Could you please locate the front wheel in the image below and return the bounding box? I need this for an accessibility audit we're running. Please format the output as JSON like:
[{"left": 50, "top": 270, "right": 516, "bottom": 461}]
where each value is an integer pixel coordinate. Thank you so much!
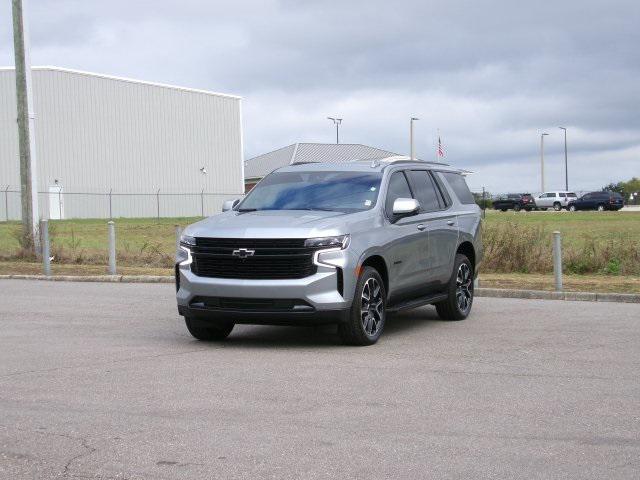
[
  {"left": 185, "top": 317, "right": 234, "bottom": 341},
  {"left": 597, "top": 204, "right": 605, "bottom": 211},
  {"left": 553, "top": 202, "right": 562, "bottom": 211},
  {"left": 514, "top": 204, "right": 521, "bottom": 212},
  {"left": 339, "top": 266, "right": 386, "bottom": 346},
  {"left": 569, "top": 205, "right": 576, "bottom": 212},
  {"left": 435, "top": 254, "right": 474, "bottom": 321}
]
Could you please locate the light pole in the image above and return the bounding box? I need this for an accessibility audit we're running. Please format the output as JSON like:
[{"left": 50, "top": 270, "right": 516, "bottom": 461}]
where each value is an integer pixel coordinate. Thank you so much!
[
  {"left": 410, "top": 117, "right": 419, "bottom": 160},
  {"left": 559, "top": 127, "right": 568, "bottom": 190},
  {"left": 540, "top": 133, "right": 549, "bottom": 192},
  {"left": 327, "top": 117, "right": 342, "bottom": 144}
]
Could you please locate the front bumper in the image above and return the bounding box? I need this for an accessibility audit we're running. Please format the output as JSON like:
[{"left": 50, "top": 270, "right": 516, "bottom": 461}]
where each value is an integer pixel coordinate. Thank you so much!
[{"left": 176, "top": 250, "right": 353, "bottom": 325}]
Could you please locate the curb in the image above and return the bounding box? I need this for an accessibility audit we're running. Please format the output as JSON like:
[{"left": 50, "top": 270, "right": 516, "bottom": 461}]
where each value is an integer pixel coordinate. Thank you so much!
[
  {"left": 476, "top": 288, "right": 640, "bottom": 304},
  {"left": 1, "top": 275, "right": 639, "bottom": 304},
  {"left": 0, "top": 274, "right": 174, "bottom": 284}
]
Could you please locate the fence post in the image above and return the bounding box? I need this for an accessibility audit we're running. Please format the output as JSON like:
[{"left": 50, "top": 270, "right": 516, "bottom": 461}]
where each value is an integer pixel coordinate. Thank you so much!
[
  {"left": 108, "top": 220, "right": 116, "bottom": 275},
  {"left": 175, "top": 225, "right": 182, "bottom": 261},
  {"left": 41, "top": 219, "right": 51, "bottom": 276},
  {"left": 553, "top": 231, "right": 562, "bottom": 291},
  {"left": 4, "top": 185, "right": 9, "bottom": 222},
  {"left": 156, "top": 189, "right": 160, "bottom": 219},
  {"left": 109, "top": 188, "right": 113, "bottom": 219}
]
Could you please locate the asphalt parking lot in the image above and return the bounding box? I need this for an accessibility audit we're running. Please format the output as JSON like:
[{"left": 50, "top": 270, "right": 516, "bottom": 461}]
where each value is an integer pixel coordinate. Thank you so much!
[{"left": 1, "top": 280, "right": 639, "bottom": 479}]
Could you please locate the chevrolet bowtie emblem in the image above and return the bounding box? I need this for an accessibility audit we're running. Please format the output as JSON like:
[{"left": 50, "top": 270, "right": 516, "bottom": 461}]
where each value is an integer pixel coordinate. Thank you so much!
[{"left": 232, "top": 248, "right": 255, "bottom": 259}]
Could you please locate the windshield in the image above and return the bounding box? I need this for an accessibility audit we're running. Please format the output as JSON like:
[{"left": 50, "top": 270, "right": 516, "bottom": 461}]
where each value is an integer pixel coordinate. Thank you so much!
[{"left": 238, "top": 171, "right": 383, "bottom": 212}]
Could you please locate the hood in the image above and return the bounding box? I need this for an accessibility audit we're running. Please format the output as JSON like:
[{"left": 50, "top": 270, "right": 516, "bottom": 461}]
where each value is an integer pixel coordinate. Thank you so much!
[{"left": 183, "top": 209, "right": 373, "bottom": 239}]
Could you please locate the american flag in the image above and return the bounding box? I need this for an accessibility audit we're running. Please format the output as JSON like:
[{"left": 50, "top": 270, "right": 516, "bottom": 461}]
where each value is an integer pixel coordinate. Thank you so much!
[{"left": 437, "top": 136, "right": 445, "bottom": 157}]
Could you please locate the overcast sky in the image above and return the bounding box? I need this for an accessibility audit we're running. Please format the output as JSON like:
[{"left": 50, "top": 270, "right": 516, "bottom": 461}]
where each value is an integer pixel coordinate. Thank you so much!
[{"left": 1, "top": 0, "right": 639, "bottom": 193}]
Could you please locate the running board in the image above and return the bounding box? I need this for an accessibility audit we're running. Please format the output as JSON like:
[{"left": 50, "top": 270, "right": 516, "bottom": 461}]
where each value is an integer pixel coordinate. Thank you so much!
[{"left": 387, "top": 293, "right": 448, "bottom": 313}]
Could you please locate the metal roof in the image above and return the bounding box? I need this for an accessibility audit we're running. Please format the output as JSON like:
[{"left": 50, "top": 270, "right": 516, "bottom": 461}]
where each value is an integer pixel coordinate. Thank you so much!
[
  {"left": 244, "top": 143, "right": 398, "bottom": 180},
  {"left": 0, "top": 66, "right": 241, "bottom": 99}
]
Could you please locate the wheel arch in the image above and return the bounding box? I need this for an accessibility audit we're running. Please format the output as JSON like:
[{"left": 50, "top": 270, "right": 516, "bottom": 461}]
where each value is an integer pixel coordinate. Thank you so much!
[
  {"left": 360, "top": 254, "right": 389, "bottom": 296},
  {"left": 456, "top": 241, "right": 476, "bottom": 271}
]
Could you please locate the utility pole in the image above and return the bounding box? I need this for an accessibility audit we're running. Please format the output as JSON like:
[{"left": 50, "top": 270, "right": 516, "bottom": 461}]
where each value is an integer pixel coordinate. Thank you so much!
[
  {"left": 12, "top": 0, "right": 40, "bottom": 253},
  {"left": 410, "top": 117, "right": 419, "bottom": 160},
  {"left": 327, "top": 117, "right": 342, "bottom": 144},
  {"left": 540, "top": 133, "right": 549, "bottom": 193},
  {"left": 559, "top": 127, "right": 568, "bottom": 190}
]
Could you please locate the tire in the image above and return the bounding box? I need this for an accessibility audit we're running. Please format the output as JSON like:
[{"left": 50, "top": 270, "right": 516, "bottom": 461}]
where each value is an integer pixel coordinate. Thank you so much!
[
  {"left": 435, "top": 254, "right": 474, "bottom": 321},
  {"left": 569, "top": 205, "right": 576, "bottom": 212},
  {"left": 501, "top": 208, "right": 507, "bottom": 212},
  {"left": 338, "top": 266, "right": 386, "bottom": 346},
  {"left": 597, "top": 204, "right": 605, "bottom": 211},
  {"left": 185, "top": 317, "right": 234, "bottom": 341},
  {"left": 514, "top": 204, "right": 521, "bottom": 212},
  {"left": 553, "top": 202, "right": 561, "bottom": 211}
]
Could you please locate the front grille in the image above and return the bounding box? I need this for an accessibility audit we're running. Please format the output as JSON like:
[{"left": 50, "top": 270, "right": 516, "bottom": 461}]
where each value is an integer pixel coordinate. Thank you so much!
[{"left": 190, "top": 238, "right": 317, "bottom": 280}]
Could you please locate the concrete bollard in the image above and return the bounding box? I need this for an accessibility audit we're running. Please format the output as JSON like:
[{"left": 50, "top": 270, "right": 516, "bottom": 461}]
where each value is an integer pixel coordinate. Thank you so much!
[
  {"left": 108, "top": 221, "right": 116, "bottom": 275},
  {"left": 175, "top": 225, "right": 182, "bottom": 261},
  {"left": 40, "top": 219, "right": 51, "bottom": 276},
  {"left": 553, "top": 231, "right": 563, "bottom": 291}
]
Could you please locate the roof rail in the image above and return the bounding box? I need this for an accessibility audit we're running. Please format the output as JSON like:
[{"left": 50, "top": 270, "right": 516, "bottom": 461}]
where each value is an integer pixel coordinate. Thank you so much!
[{"left": 370, "top": 155, "right": 450, "bottom": 168}]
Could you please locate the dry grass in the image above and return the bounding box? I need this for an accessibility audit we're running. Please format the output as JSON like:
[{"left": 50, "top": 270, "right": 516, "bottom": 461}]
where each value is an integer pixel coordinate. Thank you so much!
[
  {"left": 482, "top": 221, "right": 640, "bottom": 275},
  {"left": 1, "top": 212, "right": 639, "bottom": 279}
]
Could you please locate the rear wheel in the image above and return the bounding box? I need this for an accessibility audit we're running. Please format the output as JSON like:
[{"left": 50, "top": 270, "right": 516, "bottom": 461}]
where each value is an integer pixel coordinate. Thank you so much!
[
  {"left": 553, "top": 202, "right": 562, "bottom": 211},
  {"left": 339, "top": 266, "right": 386, "bottom": 346},
  {"left": 185, "top": 317, "right": 234, "bottom": 341},
  {"left": 569, "top": 204, "right": 576, "bottom": 212},
  {"left": 435, "top": 254, "right": 474, "bottom": 321}
]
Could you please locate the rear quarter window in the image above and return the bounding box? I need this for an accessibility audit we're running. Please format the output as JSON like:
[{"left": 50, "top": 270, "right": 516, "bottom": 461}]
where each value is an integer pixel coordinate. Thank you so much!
[{"left": 441, "top": 172, "right": 475, "bottom": 204}]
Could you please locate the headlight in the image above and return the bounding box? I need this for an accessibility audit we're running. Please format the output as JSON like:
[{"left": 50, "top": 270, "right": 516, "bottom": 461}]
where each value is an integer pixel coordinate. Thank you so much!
[
  {"left": 305, "top": 234, "right": 350, "bottom": 249},
  {"left": 180, "top": 234, "right": 196, "bottom": 247}
]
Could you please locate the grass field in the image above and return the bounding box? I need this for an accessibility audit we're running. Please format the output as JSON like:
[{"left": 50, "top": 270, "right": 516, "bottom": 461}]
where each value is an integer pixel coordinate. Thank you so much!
[{"left": 0, "top": 210, "right": 639, "bottom": 278}]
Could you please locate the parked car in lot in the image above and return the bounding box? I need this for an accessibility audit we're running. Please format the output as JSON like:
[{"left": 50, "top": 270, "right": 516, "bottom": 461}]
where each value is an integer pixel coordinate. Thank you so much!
[
  {"left": 176, "top": 157, "right": 483, "bottom": 346},
  {"left": 534, "top": 191, "right": 578, "bottom": 211},
  {"left": 568, "top": 191, "right": 624, "bottom": 211},
  {"left": 492, "top": 193, "right": 535, "bottom": 211}
]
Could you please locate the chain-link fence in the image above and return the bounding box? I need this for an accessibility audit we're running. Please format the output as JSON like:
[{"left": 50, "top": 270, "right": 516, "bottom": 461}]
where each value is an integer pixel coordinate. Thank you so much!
[{"left": 1, "top": 187, "right": 243, "bottom": 221}]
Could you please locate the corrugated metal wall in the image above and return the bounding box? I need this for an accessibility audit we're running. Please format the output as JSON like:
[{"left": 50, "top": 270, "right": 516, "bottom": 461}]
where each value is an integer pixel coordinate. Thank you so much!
[{"left": 0, "top": 67, "right": 244, "bottom": 219}]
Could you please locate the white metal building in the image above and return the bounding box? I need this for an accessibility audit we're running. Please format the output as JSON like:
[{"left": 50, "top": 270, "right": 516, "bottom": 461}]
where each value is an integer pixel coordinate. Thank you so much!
[{"left": 0, "top": 66, "right": 244, "bottom": 219}]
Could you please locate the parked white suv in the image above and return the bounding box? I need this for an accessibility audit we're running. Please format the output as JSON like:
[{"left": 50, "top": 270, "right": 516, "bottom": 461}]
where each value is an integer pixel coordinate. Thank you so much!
[{"left": 534, "top": 191, "right": 578, "bottom": 211}]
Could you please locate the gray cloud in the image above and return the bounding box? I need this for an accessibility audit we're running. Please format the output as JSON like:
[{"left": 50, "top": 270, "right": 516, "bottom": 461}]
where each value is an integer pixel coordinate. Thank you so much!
[{"left": 1, "top": 0, "right": 638, "bottom": 192}]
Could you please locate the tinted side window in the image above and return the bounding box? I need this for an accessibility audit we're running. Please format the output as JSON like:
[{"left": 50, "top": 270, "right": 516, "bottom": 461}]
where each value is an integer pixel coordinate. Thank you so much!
[
  {"left": 442, "top": 172, "right": 475, "bottom": 204},
  {"left": 406, "top": 170, "right": 441, "bottom": 211},
  {"left": 559, "top": 193, "right": 566, "bottom": 198},
  {"left": 385, "top": 171, "right": 413, "bottom": 217}
]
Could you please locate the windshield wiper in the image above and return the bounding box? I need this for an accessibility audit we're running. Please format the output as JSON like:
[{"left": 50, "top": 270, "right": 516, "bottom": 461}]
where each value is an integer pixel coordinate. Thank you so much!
[
  {"left": 298, "top": 207, "right": 338, "bottom": 212},
  {"left": 237, "top": 208, "right": 258, "bottom": 212}
]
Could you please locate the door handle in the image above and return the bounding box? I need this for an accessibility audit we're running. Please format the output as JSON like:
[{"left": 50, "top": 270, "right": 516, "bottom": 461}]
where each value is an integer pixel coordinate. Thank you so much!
[
  {"left": 447, "top": 221, "right": 455, "bottom": 226},
  {"left": 417, "top": 224, "right": 426, "bottom": 231}
]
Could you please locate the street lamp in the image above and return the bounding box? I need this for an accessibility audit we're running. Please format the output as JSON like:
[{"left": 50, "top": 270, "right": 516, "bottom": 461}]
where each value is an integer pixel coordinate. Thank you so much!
[
  {"left": 559, "top": 127, "right": 568, "bottom": 190},
  {"left": 540, "top": 133, "right": 549, "bottom": 192},
  {"left": 327, "top": 117, "right": 342, "bottom": 144},
  {"left": 410, "top": 117, "right": 419, "bottom": 160}
]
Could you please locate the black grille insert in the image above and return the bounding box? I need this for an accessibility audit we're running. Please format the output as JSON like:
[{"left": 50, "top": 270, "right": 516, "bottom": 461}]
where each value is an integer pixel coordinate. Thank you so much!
[
  {"left": 190, "top": 238, "right": 318, "bottom": 280},
  {"left": 190, "top": 296, "right": 314, "bottom": 312}
]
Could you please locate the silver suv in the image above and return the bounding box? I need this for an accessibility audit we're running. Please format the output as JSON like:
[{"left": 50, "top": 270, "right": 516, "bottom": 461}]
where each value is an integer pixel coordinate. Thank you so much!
[{"left": 176, "top": 157, "right": 483, "bottom": 345}]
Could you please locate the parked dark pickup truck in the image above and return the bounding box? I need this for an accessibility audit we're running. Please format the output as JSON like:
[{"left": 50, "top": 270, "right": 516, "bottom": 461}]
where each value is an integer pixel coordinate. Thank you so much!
[{"left": 492, "top": 193, "right": 535, "bottom": 211}]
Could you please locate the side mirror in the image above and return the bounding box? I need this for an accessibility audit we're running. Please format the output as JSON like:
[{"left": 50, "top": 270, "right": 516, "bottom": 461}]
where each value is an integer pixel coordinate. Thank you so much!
[
  {"left": 392, "top": 198, "right": 420, "bottom": 217},
  {"left": 222, "top": 198, "right": 240, "bottom": 212}
]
